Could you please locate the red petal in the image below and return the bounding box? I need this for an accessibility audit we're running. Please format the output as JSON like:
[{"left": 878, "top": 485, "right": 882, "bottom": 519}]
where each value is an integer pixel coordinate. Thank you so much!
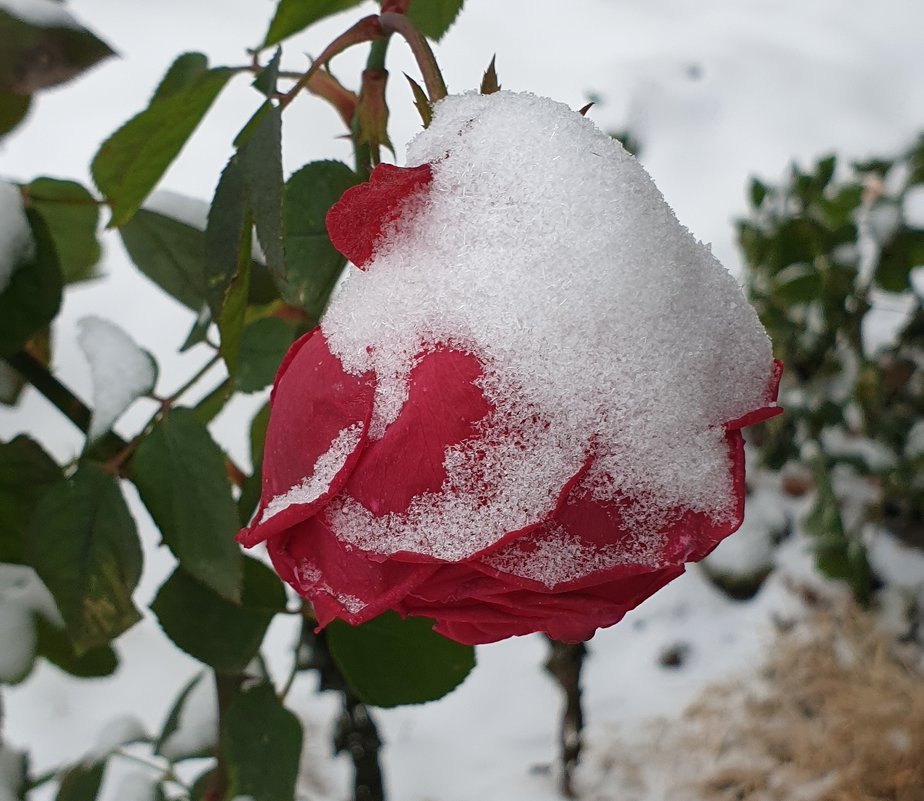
[
  {"left": 326, "top": 162, "right": 433, "bottom": 269},
  {"left": 268, "top": 515, "right": 438, "bottom": 626},
  {"left": 345, "top": 346, "right": 492, "bottom": 516},
  {"left": 237, "top": 329, "right": 375, "bottom": 547},
  {"left": 398, "top": 561, "right": 683, "bottom": 645}
]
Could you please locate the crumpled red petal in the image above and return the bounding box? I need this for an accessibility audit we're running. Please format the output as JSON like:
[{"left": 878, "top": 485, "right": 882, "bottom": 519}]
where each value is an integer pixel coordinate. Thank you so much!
[
  {"left": 267, "top": 514, "right": 439, "bottom": 627},
  {"left": 326, "top": 162, "right": 433, "bottom": 268},
  {"left": 237, "top": 329, "right": 375, "bottom": 547},
  {"left": 345, "top": 346, "right": 492, "bottom": 516}
]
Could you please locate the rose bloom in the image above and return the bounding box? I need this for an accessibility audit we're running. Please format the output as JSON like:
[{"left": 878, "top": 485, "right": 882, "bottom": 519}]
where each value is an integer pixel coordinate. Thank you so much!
[{"left": 238, "top": 92, "right": 782, "bottom": 646}]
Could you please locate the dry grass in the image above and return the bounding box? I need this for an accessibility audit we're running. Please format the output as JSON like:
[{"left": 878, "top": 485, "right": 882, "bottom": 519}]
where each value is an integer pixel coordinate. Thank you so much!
[
  {"left": 688, "top": 605, "right": 924, "bottom": 801},
  {"left": 581, "top": 600, "right": 924, "bottom": 801}
]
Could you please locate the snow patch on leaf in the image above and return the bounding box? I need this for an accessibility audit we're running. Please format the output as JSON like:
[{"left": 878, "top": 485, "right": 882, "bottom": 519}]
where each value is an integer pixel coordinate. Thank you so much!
[
  {"left": 0, "top": 181, "right": 34, "bottom": 296},
  {"left": 0, "top": 0, "right": 80, "bottom": 29},
  {"left": 158, "top": 673, "right": 218, "bottom": 761},
  {"left": 77, "top": 316, "right": 157, "bottom": 441}
]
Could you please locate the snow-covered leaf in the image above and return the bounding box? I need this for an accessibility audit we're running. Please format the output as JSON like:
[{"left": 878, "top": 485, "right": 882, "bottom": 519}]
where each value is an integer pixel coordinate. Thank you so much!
[
  {"left": 0, "top": 1, "right": 114, "bottom": 94},
  {"left": 156, "top": 672, "right": 217, "bottom": 761},
  {"left": 77, "top": 316, "right": 157, "bottom": 442}
]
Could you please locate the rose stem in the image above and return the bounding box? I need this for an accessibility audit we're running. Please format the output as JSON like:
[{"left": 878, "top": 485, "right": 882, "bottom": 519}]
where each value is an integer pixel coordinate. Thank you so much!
[
  {"left": 300, "top": 619, "right": 386, "bottom": 801},
  {"left": 545, "top": 639, "right": 588, "bottom": 798},
  {"left": 378, "top": 12, "right": 447, "bottom": 102}
]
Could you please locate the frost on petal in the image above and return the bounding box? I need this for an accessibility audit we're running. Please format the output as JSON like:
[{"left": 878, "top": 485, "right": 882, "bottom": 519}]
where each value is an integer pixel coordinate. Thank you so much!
[
  {"left": 77, "top": 317, "right": 157, "bottom": 441},
  {"left": 0, "top": 181, "right": 34, "bottom": 296},
  {"left": 320, "top": 91, "right": 778, "bottom": 571},
  {"left": 268, "top": 515, "right": 438, "bottom": 626},
  {"left": 238, "top": 329, "right": 375, "bottom": 547}
]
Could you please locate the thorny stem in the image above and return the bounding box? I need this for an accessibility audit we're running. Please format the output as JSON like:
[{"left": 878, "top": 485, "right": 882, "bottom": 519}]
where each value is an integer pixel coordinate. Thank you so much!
[
  {"left": 278, "top": 15, "right": 385, "bottom": 111},
  {"left": 545, "top": 639, "right": 588, "bottom": 799},
  {"left": 379, "top": 12, "right": 447, "bottom": 102}
]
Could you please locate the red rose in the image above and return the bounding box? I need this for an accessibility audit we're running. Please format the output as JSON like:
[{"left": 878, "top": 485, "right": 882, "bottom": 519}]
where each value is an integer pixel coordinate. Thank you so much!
[{"left": 238, "top": 92, "right": 782, "bottom": 645}]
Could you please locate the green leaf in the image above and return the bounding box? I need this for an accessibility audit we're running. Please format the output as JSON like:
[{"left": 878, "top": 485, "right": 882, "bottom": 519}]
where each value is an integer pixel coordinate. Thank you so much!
[
  {"left": 0, "top": 209, "right": 63, "bottom": 357},
  {"left": 26, "top": 178, "right": 101, "bottom": 284},
  {"left": 180, "top": 306, "right": 212, "bottom": 352},
  {"left": 0, "top": 435, "right": 61, "bottom": 564},
  {"left": 206, "top": 158, "right": 253, "bottom": 376},
  {"left": 236, "top": 317, "right": 294, "bottom": 393},
  {"left": 0, "top": 10, "right": 114, "bottom": 94},
  {"left": 749, "top": 177, "right": 767, "bottom": 209},
  {"left": 192, "top": 378, "right": 234, "bottom": 425},
  {"left": 119, "top": 209, "right": 275, "bottom": 314},
  {"left": 132, "top": 408, "right": 242, "bottom": 601},
  {"left": 55, "top": 761, "right": 105, "bottom": 801},
  {"left": 92, "top": 66, "right": 236, "bottom": 227},
  {"left": 35, "top": 617, "right": 118, "bottom": 678},
  {"left": 262, "top": 0, "right": 365, "bottom": 48},
  {"left": 805, "top": 459, "right": 873, "bottom": 605},
  {"left": 327, "top": 612, "right": 475, "bottom": 707},
  {"left": 237, "top": 402, "right": 271, "bottom": 524},
  {"left": 238, "top": 104, "right": 285, "bottom": 275},
  {"left": 151, "top": 53, "right": 210, "bottom": 105},
  {"left": 224, "top": 683, "right": 302, "bottom": 801},
  {"left": 280, "top": 160, "right": 359, "bottom": 321},
  {"left": 154, "top": 673, "right": 211, "bottom": 759},
  {"left": 771, "top": 262, "right": 822, "bottom": 304},
  {"left": 119, "top": 210, "right": 209, "bottom": 311},
  {"left": 29, "top": 464, "right": 142, "bottom": 653},
  {"left": 0, "top": 89, "right": 31, "bottom": 139},
  {"left": 407, "top": 0, "right": 465, "bottom": 40},
  {"left": 875, "top": 228, "right": 924, "bottom": 293},
  {"left": 150, "top": 557, "right": 286, "bottom": 673},
  {"left": 252, "top": 49, "right": 282, "bottom": 98}
]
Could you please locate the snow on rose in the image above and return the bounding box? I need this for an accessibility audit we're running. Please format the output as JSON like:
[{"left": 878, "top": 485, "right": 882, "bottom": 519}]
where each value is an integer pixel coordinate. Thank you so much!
[{"left": 237, "top": 91, "right": 782, "bottom": 645}]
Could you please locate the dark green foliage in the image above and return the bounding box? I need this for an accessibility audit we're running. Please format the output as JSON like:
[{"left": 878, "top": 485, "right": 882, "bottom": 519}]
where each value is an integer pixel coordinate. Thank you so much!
[
  {"left": 132, "top": 408, "right": 243, "bottom": 601},
  {"left": 29, "top": 464, "right": 143, "bottom": 653},
  {"left": 327, "top": 612, "right": 476, "bottom": 707},
  {"left": 151, "top": 557, "right": 286, "bottom": 673},
  {"left": 741, "top": 138, "right": 924, "bottom": 599},
  {"left": 407, "top": 0, "right": 465, "bottom": 40},
  {"left": 0, "top": 210, "right": 62, "bottom": 357},
  {"left": 26, "top": 178, "right": 101, "bottom": 284},
  {"left": 281, "top": 160, "right": 359, "bottom": 322},
  {"left": 0, "top": 435, "right": 61, "bottom": 564},
  {"left": 224, "top": 683, "right": 303, "bottom": 801}
]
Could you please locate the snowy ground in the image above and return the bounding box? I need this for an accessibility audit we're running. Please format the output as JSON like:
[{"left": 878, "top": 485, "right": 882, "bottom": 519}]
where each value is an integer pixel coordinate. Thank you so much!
[{"left": 2, "top": 1, "right": 924, "bottom": 800}]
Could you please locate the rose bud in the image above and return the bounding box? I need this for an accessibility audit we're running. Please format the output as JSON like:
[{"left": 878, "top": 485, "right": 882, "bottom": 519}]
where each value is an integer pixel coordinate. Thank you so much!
[{"left": 237, "top": 91, "right": 782, "bottom": 645}]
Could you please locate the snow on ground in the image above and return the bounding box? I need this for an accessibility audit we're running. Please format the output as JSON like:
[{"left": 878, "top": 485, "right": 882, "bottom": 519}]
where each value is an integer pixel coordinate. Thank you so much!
[{"left": 2, "top": 1, "right": 924, "bottom": 800}]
